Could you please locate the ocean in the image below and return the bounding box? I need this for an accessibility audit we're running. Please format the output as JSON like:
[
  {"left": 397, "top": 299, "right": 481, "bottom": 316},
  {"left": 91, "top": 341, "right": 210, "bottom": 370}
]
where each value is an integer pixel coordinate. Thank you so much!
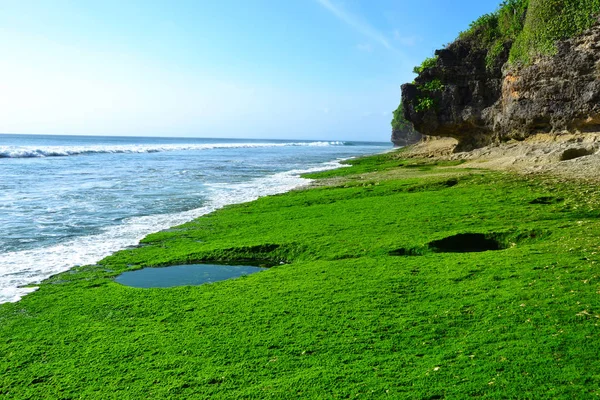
[{"left": 0, "top": 134, "right": 389, "bottom": 303}]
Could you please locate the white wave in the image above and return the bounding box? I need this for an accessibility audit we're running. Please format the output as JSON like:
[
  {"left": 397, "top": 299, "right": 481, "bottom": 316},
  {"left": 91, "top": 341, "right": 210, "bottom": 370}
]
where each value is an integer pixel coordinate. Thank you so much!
[
  {"left": 0, "top": 159, "right": 346, "bottom": 303},
  {"left": 0, "top": 141, "right": 345, "bottom": 158}
]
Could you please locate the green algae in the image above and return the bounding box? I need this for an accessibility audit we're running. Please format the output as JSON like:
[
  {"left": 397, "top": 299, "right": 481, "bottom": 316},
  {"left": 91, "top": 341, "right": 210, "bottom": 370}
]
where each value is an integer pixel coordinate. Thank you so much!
[{"left": 1, "top": 151, "right": 600, "bottom": 398}]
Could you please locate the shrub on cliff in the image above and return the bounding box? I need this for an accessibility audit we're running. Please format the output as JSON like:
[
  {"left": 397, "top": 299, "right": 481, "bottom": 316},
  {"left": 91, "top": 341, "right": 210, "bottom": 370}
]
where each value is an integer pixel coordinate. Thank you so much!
[
  {"left": 413, "top": 56, "right": 438, "bottom": 74},
  {"left": 391, "top": 103, "right": 416, "bottom": 133},
  {"left": 457, "top": 0, "right": 528, "bottom": 68}
]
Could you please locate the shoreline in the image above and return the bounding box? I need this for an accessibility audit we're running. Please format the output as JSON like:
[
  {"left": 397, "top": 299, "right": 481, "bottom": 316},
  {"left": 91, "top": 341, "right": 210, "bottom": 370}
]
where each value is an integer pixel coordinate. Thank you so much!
[{"left": 1, "top": 156, "right": 360, "bottom": 304}]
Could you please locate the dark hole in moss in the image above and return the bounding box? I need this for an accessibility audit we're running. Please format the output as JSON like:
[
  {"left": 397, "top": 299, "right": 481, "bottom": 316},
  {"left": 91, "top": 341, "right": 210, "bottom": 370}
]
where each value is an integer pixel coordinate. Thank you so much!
[
  {"left": 429, "top": 233, "right": 505, "bottom": 253},
  {"left": 529, "top": 196, "right": 563, "bottom": 205},
  {"left": 444, "top": 178, "right": 459, "bottom": 187},
  {"left": 390, "top": 230, "right": 545, "bottom": 257},
  {"left": 388, "top": 247, "right": 424, "bottom": 256},
  {"left": 406, "top": 178, "right": 460, "bottom": 193},
  {"left": 560, "top": 148, "right": 594, "bottom": 161}
]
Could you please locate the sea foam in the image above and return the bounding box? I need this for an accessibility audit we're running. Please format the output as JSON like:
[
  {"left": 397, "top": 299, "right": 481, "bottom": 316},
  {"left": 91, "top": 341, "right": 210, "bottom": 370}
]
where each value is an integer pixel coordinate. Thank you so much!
[{"left": 0, "top": 141, "right": 345, "bottom": 158}]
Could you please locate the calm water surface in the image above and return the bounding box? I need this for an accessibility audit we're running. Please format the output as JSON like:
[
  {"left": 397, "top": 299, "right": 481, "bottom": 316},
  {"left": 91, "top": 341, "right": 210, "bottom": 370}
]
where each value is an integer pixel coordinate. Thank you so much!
[{"left": 115, "top": 264, "right": 267, "bottom": 288}]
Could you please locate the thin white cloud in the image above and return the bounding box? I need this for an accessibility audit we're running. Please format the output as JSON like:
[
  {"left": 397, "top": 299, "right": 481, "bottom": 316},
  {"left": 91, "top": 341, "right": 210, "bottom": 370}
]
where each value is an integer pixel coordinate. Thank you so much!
[
  {"left": 393, "top": 30, "right": 420, "bottom": 47},
  {"left": 316, "top": 0, "right": 394, "bottom": 51}
]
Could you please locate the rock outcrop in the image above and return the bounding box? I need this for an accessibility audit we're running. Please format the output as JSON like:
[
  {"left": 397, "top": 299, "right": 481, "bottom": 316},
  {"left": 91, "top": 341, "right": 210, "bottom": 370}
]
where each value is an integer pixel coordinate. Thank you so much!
[
  {"left": 402, "top": 21, "right": 600, "bottom": 151},
  {"left": 391, "top": 128, "right": 422, "bottom": 147}
]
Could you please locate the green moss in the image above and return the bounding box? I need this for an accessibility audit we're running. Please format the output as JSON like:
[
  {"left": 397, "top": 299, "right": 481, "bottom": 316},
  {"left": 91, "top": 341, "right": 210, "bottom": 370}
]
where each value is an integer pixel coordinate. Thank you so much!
[
  {"left": 2, "top": 152, "right": 600, "bottom": 397},
  {"left": 303, "top": 153, "right": 464, "bottom": 179}
]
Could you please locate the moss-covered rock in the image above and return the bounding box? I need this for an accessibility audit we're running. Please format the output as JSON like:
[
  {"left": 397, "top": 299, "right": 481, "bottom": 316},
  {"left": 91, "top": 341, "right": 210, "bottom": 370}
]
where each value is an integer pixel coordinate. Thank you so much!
[{"left": 401, "top": 0, "right": 600, "bottom": 150}]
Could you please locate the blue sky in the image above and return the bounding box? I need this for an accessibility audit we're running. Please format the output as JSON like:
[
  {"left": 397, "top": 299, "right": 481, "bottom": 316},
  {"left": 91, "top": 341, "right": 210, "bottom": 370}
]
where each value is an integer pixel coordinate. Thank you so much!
[{"left": 0, "top": 0, "right": 501, "bottom": 141}]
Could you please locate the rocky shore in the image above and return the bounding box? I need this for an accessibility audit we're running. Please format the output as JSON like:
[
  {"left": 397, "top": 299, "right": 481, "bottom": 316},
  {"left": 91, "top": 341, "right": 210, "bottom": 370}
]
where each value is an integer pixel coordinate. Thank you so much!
[{"left": 402, "top": 132, "right": 600, "bottom": 181}]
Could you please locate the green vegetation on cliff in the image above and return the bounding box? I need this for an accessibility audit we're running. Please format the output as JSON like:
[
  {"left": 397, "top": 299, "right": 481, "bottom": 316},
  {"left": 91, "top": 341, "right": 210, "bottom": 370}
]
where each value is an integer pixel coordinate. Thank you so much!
[
  {"left": 459, "top": 0, "right": 529, "bottom": 68},
  {"left": 412, "top": 55, "right": 439, "bottom": 74},
  {"left": 416, "top": 0, "right": 600, "bottom": 71},
  {"left": 2, "top": 152, "right": 600, "bottom": 398},
  {"left": 510, "top": 0, "right": 600, "bottom": 63},
  {"left": 391, "top": 102, "right": 414, "bottom": 132}
]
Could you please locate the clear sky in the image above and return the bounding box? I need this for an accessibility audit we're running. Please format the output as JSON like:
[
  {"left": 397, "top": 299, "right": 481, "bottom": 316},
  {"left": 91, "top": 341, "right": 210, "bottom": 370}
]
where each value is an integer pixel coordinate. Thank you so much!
[{"left": 0, "top": 0, "right": 501, "bottom": 141}]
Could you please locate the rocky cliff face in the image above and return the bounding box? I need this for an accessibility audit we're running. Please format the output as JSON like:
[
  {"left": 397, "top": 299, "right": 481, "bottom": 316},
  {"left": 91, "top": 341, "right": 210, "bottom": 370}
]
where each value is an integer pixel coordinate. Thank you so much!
[
  {"left": 402, "top": 21, "right": 600, "bottom": 151},
  {"left": 391, "top": 128, "right": 422, "bottom": 147}
]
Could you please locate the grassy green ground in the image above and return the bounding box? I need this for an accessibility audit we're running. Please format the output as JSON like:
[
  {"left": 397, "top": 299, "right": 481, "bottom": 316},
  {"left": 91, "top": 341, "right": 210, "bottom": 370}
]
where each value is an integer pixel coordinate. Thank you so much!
[{"left": 2, "top": 151, "right": 600, "bottom": 398}]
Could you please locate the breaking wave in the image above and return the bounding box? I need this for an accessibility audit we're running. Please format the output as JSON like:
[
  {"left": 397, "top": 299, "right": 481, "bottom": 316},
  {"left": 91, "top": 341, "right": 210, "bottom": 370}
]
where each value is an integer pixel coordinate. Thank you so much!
[{"left": 0, "top": 141, "right": 346, "bottom": 158}]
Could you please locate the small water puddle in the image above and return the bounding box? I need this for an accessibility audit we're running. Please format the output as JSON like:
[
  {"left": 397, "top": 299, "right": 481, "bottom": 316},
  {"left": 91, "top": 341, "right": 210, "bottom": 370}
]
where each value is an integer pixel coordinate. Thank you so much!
[{"left": 115, "top": 264, "right": 266, "bottom": 288}]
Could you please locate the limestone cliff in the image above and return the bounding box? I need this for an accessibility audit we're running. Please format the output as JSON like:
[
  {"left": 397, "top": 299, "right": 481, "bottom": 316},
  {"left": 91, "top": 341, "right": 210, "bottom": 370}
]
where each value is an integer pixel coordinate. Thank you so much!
[
  {"left": 390, "top": 102, "right": 422, "bottom": 146},
  {"left": 391, "top": 128, "right": 422, "bottom": 147},
  {"left": 402, "top": 14, "right": 600, "bottom": 151}
]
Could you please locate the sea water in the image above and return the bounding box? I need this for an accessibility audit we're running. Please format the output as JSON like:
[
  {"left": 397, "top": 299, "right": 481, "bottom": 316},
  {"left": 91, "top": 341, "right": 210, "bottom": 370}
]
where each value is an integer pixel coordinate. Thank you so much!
[{"left": 0, "top": 134, "right": 389, "bottom": 303}]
